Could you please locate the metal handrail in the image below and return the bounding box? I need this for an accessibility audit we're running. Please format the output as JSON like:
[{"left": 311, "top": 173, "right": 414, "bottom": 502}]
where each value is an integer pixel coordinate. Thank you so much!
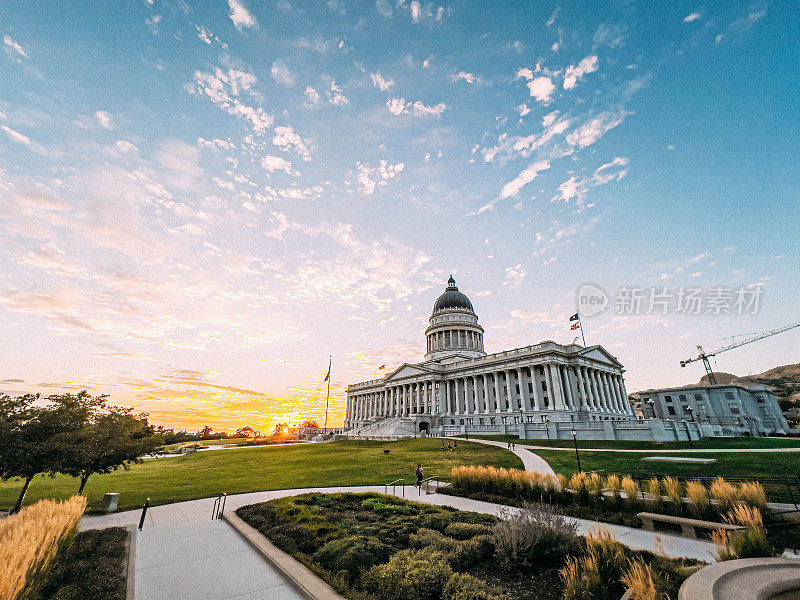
[
  {"left": 421, "top": 476, "right": 450, "bottom": 495},
  {"left": 138, "top": 498, "right": 150, "bottom": 531},
  {"left": 385, "top": 478, "right": 405, "bottom": 497},
  {"left": 212, "top": 493, "right": 227, "bottom": 520}
]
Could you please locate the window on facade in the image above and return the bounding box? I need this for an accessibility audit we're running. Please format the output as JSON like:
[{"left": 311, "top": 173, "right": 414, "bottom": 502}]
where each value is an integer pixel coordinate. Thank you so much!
[
  {"left": 729, "top": 403, "right": 740, "bottom": 414},
  {"left": 665, "top": 395, "right": 673, "bottom": 402},
  {"left": 694, "top": 394, "right": 702, "bottom": 402},
  {"left": 542, "top": 381, "right": 548, "bottom": 391},
  {"left": 682, "top": 405, "right": 690, "bottom": 413},
  {"left": 667, "top": 406, "right": 676, "bottom": 415},
  {"left": 528, "top": 383, "right": 534, "bottom": 393},
  {"left": 459, "top": 419, "right": 464, "bottom": 425},
  {"left": 725, "top": 392, "right": 734, "bottom": 400},
  {"left": 490, "top": 417, "right": 495, "bottom": 425},
  {"left": 679, "top": 394, "right": 687, "bottom": 401},
  {"left": 756, "top": 395, "right": 765, "bottom": 403},
  {"left": 479, "top": 418, "right": 484, "bottom": 425}
]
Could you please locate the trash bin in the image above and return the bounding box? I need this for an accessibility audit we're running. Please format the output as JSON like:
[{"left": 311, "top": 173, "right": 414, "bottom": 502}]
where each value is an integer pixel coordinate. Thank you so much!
[{"left": 99, "top": 493, "right": 119, "bottom": 512}]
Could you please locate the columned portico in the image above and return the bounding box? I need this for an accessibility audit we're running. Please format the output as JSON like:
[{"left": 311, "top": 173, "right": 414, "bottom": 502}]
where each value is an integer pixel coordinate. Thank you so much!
[{"left": 344, "top": 276, "right": 634, "bottom": 433}]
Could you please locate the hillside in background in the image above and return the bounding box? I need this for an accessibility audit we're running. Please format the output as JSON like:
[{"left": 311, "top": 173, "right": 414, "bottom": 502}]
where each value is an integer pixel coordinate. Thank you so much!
[
  {"left": 699, "top": 363, "right": 800, "bottom": 427},
  {"left": 699, "top": 363, "right": 800, "bottom": 404}
]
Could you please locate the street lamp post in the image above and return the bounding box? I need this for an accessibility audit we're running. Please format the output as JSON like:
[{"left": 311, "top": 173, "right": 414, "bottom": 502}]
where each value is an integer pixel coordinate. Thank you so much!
[
  {"left": 571, "top": 429, "right": 582, "bottom": 473},
  {"left": 542, "top": 415, "right": 551, "bottom": 446}
]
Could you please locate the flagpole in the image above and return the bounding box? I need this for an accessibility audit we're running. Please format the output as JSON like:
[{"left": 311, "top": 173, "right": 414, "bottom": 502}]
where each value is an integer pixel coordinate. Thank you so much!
[
  {"left": 579, "top": 317, "right": 587, "bottom": 347},
  {"left": 324, "top": 356, "right": 331, "bottom": 433}
]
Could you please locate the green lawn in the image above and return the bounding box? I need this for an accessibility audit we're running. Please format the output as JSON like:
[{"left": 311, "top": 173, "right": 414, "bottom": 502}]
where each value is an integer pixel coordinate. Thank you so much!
[
  {"left": 530, "top": 448, "right": 800, "bottom": 502},
  {"left": 0, "top": 439, "right": 521, "bottom": 513},
  {"left": 462, "top": 434, "right": 800, "bottom": 450}
]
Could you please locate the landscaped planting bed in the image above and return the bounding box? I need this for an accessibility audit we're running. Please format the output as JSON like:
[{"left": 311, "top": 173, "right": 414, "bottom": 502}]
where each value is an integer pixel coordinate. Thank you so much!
[
  {"left": 37, "top": 526, "right": 129, "bottom": 600},
  {"left": 443, "top": 465, "right": 798, "bottom": 556},
  {"left": 236, "top": 492, "right": 699, "bottom": 600}
]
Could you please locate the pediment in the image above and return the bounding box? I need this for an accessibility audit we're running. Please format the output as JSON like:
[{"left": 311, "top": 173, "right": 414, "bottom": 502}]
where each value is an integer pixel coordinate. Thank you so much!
[
  {"left": 578, "top": 346, "right": 623, "bottom": 368},
  {"left": 385, "top": 363, "right": 432, "bottom": 381}
]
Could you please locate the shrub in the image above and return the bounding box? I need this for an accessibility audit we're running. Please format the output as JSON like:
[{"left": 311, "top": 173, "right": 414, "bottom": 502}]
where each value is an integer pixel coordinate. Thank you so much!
[
  {"left": 493, "top": 502, "right": 577, "bottom": 569},
  {"left": 0, "top": 496, "right": 86, "bottom": 600},
  {"left": 362, "top": 497, "right": 418, "bottom": 515},
  {"left": 621, "top": 477, "right": 640, "bottom": 511},
  {"left": 444, "top": 522, "right": 492, "bottom": 540},
  {"left": 37, "top": 527, "right": 128, "bottom": 600},
  {"left": 738, "top": 482, "right": 767, "bottom": 512},
  {"left": 362, "top": 548, "right": 452, "bottom": 600},
  {"left": 410, "top": 528, "right": 458, "bottom": 553},
  {"left": 442, "top": 572, "right": 505, "bottom": 600},
  {"left": 710, "top": 477, "right": 740, "bottom": 513},
  {"left": 663, "top": 477, "right": 682, "bottom": 512},
  {"left": 418, "top": 512, "right": 454, "bottom": 532},
  {"left": 313, "top": 535, "right": 393, "bottom": 581},
  {"left": 685, "top": 480, "right": 710, "bottom": 518},
  {"left": 448, "top": 535, "right": 494, "bottom": 571}
]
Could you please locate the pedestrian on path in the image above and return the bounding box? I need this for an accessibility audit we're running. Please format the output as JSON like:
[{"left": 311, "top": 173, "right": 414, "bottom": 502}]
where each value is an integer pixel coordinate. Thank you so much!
[{"left": 416, "top": 464, "right": 424, "bottom": 489}]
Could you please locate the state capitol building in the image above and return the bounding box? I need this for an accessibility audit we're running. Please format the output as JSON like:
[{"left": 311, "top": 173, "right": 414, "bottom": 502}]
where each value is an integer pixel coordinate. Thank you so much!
[{"left": 344, "top": 276, "right": 635, "bottom": 438}]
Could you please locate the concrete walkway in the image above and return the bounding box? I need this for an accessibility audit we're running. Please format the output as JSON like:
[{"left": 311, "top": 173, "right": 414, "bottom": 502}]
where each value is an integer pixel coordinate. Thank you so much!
[
  {"left": 517, "top": 444, "right": 800, "bottom": 453},
  {"left": 454, "top": 436, "right": 557, "bottom": 476},
  {"left": 82, "top": 486, "right": 717, "bottom": 564}
]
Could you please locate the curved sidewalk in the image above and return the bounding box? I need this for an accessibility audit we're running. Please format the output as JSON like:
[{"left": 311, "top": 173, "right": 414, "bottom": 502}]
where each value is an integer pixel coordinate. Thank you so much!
[
  {"left": 452, "top": 436, "right": 557, "bottom": 476},
  {"left": 81, "top": 485, "right": 716, "bottom": 562}
]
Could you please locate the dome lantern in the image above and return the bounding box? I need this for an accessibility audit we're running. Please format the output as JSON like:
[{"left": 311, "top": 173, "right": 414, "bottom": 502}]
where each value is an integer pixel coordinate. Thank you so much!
[{"left": 425, "top": 276, "right": 485, "bottom": 361}]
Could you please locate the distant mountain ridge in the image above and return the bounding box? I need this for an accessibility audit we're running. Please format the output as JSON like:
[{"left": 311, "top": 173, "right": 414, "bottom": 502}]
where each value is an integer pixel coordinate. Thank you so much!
[{"left": 699, "top": 363, "right": 800, "bottom": 405}]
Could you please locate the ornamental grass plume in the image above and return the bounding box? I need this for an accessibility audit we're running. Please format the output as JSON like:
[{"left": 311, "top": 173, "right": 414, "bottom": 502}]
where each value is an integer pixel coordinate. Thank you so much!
[
  {"left": 719, "top": 506, "right": 773, "bottom": 560},
  {"left": 621, "top": 477, "right": 640, "bottom": 511},
  {"left": 711, "top": 529, "right": 737, "bottom": 562},
  {"left": 646, "top": 477, "right": 662, "bottom": 509},
  {"left": 738, "top": 481, "right": 768, "bottom": 512},
  {"left": 710, "top": 477, "right": 740, "bottom": 513},
  {"left": 621, "top": 559, "right": 659, "bottom": 600},
  {"left": 605, "top": 475, "right": 622, "bottom": 505},
  {"left": 685, "top": 480, "right": 710, "bottom": 517},
  {"left": 0, "top": 496, "right": 87, "bottom": 600},
  {"left": 662, "top": 477, "right": 682, "bottom": 512},
  {"left": 569, "top": 472, "right": 590, "bottom": 504}
]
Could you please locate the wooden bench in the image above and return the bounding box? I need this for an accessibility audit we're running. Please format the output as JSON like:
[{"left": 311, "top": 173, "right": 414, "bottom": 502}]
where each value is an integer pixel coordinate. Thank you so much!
[{"left": 637, "top": 512, "right": 744, "bottom": 540}]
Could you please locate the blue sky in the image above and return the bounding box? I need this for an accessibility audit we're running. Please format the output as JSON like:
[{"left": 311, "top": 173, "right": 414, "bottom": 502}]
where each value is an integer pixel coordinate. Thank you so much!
[{"left": 1, "top": 0, "right": 798, "bottom": 431}]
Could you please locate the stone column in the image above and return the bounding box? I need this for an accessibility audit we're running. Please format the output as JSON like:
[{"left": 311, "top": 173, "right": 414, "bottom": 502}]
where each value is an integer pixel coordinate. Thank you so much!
[
  {"left": 530, "top": 365, "right": 542, "bottom": 410},
  {"left": 562, "top": 366, "right": 575, "bottom": 410},
  {"left": 503, "top": 370, "right": 514, "bottom": 412},
  {"left": 482, "top": 374, "right": 490, "bottom": 413},
  {"left": 585, "top": 368, "right": 598, "bottom": 411},
  {"left": 517, "top": 367, "right": 530, "bottom": 411},
  {"left": 602, "top": 373, "right": 617, "bottom": 412},
  {"left": 549, "top": 363, "right": 565, "bottom": 410},
  {"left": 575, "top": 368, "right": 587, "bottom": 410},
  {"left": 491, "top": 372, "right": 499, "bottom": 414},
  {"left": 594, "top": 370, "right": 608, "bottom": 411},
  {"left": 454, "top": 379, "right": 461, "bottom": 414}
]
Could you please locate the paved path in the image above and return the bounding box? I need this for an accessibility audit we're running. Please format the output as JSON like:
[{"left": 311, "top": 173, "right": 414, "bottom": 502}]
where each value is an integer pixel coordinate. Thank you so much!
[
  {"left": 453, "top": 436, "right": 557, "bottom": 476},
  {"left": 516, "top": 444, "right": 800, "bottom": 453},
  {"left": 82, "top": 485, "right": 717, "bottom": 564}
]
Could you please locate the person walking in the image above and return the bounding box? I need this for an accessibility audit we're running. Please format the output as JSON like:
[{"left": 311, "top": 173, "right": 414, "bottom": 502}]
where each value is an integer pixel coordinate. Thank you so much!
[{"left": 415, "top": 464, "right": 424, "bottom": 491}]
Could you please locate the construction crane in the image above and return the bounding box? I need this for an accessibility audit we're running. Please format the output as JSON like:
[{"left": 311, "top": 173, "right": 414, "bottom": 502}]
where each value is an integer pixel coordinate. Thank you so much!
[{"left": 680, "top": 320, "right": 800, "bottom": 384}]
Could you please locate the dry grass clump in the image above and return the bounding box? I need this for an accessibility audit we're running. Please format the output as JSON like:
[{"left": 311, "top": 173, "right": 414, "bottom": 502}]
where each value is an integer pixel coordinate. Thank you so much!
[
  {"left": 0, "top": 496, "right": 87, "bottom": 600},
  {"left": 621, "top": 477, "right": 640, "bottom": 510},
  {"left": 646, "top": 477, "right": 663, "bottom": 510},
  {"left": 450, "top": 465, "right": 560, "bottom": 500},
  {"left": 621, "top": 559, "right": 659, "bottom": 600},
  {"left": 710, "top": 477, "right": 740, "bottom": 512},
  {"left": 560, "top": 529, "right": 628, "bottom": 600},
  {"left": 738, "top": 482, "right": 767, "bottom": 511},
  {"left": 714, "top": 506, "right": 773, "bottom": 560},
  {"left": 685, "top": 480, "right": 710, "bottom": 517},
  {"left": 662, "top": 477, "right": 682, "bottom": 511},
  {"left": 605, "top": 475, "right": 622, "bottom": 504}
]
